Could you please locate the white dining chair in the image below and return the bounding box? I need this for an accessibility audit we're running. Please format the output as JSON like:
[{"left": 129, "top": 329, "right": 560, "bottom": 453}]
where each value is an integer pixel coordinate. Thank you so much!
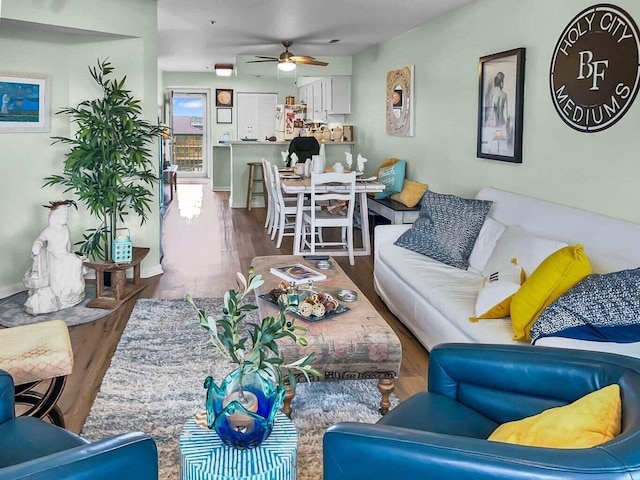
[
  {"left": 271, "top": 163, "right": 303, "bottom": 248},
  {"left": 262, "top": 158, "right": 275, "bottom": 232},
  {"left": 302, "top": 171, "right": 357, "bottom": 265}
]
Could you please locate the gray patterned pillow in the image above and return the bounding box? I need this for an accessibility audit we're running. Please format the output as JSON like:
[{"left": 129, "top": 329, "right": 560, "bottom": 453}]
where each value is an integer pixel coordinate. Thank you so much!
[
  {"left": 530, "top": 268, "right": 640, "bottom": 343},
  {"left": 394, "top": 191, "right": 493, "bottom": 269}
]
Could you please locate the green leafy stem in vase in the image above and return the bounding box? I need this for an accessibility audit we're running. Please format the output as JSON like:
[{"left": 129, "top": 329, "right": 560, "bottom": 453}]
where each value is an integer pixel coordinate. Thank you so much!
[{"left": 186, "top": 268, "right": 321, "bottom": 405}]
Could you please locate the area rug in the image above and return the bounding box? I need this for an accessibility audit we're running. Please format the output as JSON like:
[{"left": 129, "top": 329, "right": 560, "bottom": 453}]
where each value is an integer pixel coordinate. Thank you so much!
[
  {"left": 0, "top": 285, "right": 114, "bottom": 327},
  {"left": 82, "top": 297, "right": 397, "bottom": 480}
]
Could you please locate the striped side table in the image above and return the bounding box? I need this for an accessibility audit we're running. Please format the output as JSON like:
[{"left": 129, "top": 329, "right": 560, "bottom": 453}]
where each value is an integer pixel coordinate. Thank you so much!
[{"left": 179, "top": 412, "right": 298, "bottom": 480}]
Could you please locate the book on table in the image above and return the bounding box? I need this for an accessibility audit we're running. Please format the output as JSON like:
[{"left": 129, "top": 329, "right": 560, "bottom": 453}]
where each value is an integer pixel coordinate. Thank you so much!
[{"left": 269, "top": 263, "right": 327, "bottom": 284}]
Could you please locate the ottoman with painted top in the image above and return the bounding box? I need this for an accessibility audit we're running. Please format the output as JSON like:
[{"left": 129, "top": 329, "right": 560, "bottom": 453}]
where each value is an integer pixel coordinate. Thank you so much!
[
  {"left": 179, "top": 412, "right": 298, "bottom": 480},
  {"left": 252, "top": 255, "right": 402, "bottom": 416}
]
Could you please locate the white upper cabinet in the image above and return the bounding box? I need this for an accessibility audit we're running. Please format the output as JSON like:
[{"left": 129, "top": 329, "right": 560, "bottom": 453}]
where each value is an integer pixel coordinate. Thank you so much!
[
  {"left": 322, "top": 76, "right": 351, "bottom": 115},
  {"left": 299, "top": 76, "right": 351, "bottom": 122}
]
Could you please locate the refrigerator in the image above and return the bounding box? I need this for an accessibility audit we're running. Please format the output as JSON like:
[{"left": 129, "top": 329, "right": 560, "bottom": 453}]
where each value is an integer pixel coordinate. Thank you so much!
[{"left": 276, "top": 104, "right": 307, "bottom": 141}]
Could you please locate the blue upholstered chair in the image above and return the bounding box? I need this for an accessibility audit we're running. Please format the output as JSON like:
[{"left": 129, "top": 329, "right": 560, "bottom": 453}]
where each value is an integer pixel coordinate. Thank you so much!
[
  {"left": 0, "top": 369, "right": 158, "bottom": 480},
  {"left": 324, "top": 344, "right": 640, "bottom": 479}
]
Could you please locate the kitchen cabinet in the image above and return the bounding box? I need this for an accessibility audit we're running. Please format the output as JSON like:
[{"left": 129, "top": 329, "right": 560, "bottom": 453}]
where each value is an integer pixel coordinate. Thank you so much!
[{"left": 299, "top": 76, "right": 351, "bottom": 122}]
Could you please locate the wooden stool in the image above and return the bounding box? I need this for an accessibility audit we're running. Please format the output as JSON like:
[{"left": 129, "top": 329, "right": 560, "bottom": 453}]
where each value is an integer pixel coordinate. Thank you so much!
[
  {"left": 0, "top": 320, "right": 74, "bottom": 427},
  {"left": 246, "top": 162, "right": 266, "bottom": 211}
]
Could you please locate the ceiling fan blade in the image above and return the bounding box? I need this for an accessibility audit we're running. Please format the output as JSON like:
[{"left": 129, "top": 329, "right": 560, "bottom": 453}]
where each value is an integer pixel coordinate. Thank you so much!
[
  {"left": 293, "top": 58, "right": 328, "bottom": 67},
  {"left": 246, "top": 59, "right": 279, "bottom": 63},
  {"left": 254, "top": 55, "right": 279, "bottom": 60}
]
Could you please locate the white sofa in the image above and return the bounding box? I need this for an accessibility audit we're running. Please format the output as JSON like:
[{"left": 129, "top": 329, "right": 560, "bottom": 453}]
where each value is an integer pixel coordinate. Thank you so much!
[{"left": 374, "top": 187, "right": 640, "bottom": 357}]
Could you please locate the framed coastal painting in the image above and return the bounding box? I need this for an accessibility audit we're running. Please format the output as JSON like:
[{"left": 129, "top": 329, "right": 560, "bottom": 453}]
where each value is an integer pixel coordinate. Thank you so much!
[
  {"left": 477, "top": 48, "right": 525, "bottom": 163},
  {"left": 0, "top": 72, "right": 50, "bottom": 133}
]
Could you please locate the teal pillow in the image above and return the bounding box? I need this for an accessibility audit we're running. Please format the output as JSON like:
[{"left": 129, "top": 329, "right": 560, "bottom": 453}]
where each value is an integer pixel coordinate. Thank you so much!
[{"left": 375, "top": 160, "right": 406, "bottom": 199}]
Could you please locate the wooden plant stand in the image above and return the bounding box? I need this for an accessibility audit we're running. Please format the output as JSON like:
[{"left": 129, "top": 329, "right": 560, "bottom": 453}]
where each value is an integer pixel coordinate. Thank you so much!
[{"left": 83, "top": 247, "right": 149, "bottom": 309}]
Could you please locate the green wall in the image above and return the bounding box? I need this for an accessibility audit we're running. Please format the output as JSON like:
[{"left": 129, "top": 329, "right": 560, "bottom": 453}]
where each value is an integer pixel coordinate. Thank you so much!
[
  {"left": 350, "top": 0, "right": 640, "bottom": 224},
  {"left": 0, "top": 0, "right": 160, "bottom": 296}
]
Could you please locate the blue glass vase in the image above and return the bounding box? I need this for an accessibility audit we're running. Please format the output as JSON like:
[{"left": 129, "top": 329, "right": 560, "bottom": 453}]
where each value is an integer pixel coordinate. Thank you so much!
[{"left": 204, "top": 369, "right": 286, "bottom": 449}]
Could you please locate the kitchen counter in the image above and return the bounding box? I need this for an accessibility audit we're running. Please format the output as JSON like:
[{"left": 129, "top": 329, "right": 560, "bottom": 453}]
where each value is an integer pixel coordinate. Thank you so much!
[{"left": 213, "top": 140, "right": 356, "bottom": 208}]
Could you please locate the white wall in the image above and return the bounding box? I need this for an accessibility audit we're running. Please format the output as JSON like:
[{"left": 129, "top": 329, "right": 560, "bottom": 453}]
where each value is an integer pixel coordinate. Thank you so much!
[
  {"left": 350, "top": 0, "right": 640, "bottom": 224},
  {"left": 0, "top": 0, "right": 160, "bottom": 295}
]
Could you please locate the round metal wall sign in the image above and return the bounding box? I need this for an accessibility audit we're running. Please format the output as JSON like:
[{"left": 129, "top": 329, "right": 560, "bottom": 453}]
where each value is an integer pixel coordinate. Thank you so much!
[{"left": 550, "top": 4, "right": 640, "bottom": 132}]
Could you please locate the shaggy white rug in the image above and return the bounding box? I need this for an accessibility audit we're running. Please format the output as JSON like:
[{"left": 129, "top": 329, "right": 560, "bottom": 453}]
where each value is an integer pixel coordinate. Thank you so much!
[{"left": 82, "top": 297, "right": 397, "bottom": 480}]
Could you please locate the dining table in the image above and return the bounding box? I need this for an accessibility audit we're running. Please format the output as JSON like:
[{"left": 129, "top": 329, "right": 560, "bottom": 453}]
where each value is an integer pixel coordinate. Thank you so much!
[{"left": 279, "top": 174, "right": 385, "bottom": 258}]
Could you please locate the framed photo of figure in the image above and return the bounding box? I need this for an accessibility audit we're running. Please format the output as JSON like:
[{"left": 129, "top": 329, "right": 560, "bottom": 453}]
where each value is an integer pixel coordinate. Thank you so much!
[{"left": 477, "top": 48, "right": 525, "bottom": 163}]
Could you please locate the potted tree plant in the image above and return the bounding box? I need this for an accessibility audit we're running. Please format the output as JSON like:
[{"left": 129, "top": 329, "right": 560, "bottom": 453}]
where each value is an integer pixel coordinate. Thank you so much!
[
  {"left": 44, "top": 59, "right": 164, "bottom": 264},
  {"left": 186, "top": 268, "right": 320, "bottom": 449}
]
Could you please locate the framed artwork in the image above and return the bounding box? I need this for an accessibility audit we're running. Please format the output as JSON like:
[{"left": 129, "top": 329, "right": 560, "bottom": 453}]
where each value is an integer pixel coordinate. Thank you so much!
[
  {"left": 386, "top": 65, "right": 414, "bottom": 136},
  {"left": 477, "top": 48, "right": 525, "bottom": 163},
  {"left": 215, "top": 88, "right": 233, "bottom": 107},
  {"left": 216, "top": 107, "right": 232, "bottom": 124},
  {"left": 0, "top": 72, "right": 50, "bottom": 133}
]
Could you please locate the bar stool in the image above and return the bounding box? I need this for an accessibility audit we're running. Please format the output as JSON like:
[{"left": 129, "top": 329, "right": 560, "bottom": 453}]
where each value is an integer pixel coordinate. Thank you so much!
[{"left": 246, "top": 162, "right": 267, "bottom": 211}]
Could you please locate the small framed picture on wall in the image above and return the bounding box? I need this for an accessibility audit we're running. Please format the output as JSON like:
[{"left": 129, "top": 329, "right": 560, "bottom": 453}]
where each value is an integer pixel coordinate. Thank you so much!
[
  {"left": 215, "top": 88, "right": 233, "bottom": 107},
  {"left": 216, "top": 107, "right": 232, "bottom": 124},
  {"left": 477, "top": 48, "right": 526, "bottom": 163}
]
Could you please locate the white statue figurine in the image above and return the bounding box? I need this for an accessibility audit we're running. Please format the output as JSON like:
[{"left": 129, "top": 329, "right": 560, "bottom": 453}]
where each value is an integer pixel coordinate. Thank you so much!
[
  {"left": 345, "top": 152, "right": 353, "bottom": 171},
  {"left": 23, "top": 200, "right": 87, "bottom": 315},
  {"left": 357, "top": 154, "right": 368, "bottom": 173}
]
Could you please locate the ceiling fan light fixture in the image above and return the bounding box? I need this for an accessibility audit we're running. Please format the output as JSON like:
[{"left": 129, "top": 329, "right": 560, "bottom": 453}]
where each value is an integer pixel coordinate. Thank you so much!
[
  {"left": 277, "top": 61, "right": 296, "bottom": 72},
  {"left": 214, "top": 63, "right": 234, "bottom": 76}
]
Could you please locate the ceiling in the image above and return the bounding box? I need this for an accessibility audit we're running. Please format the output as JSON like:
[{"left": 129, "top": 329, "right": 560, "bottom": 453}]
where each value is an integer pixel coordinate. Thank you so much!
[{"left": 158, "top": 0, "right": 476, "bottom": 74}]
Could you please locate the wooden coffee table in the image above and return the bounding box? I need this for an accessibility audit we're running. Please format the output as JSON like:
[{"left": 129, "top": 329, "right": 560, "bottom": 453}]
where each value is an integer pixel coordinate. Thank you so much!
[{"left": 251, "top": 255, "right": 402, "bottom": 415}]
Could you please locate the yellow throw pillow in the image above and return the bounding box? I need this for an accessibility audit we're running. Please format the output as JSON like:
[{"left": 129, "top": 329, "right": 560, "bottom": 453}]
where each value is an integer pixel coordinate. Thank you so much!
[
  {"left": 489, "top": 384, "right": 621, "bottom": 449},
  {"left": 470, "top": 259, "right": 525, "bottom": 321},
  {"left": 510, "top": 244, "right": 592, "bottom": 341},
  {"left": 390, "top": 179, "right": 428, "bottom": 208}
]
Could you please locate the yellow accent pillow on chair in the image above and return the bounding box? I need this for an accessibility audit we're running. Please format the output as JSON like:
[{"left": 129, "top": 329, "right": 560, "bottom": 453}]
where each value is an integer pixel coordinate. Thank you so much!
[
  {"left": 510, "top": 244, "right": 592, "bottom": 341},
  {"left": 390, "top": 179, "right": 428, "bottom": 208},
  {"left": 489, "top": 384, "right": 621, "bottom": 448}
]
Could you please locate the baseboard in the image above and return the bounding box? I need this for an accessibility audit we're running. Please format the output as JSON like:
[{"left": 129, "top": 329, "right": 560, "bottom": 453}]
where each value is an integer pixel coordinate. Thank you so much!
[{"left": 0, "top": 283, "right": 26, "bottom": 298}]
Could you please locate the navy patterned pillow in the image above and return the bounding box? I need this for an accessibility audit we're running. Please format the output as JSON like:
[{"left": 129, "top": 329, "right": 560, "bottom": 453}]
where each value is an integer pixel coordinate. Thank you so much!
[
  {"left": 394, "top": 191, "right": 493, "bottom": 269},
  {"left": 531, "top": 268, "right": 640, "bottom": 343}
]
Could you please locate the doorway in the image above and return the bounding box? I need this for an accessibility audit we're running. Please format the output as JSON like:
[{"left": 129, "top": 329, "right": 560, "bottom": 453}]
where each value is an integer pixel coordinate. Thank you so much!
[{"left": 166, "top": 88, "right": 211, "bottom": 178}]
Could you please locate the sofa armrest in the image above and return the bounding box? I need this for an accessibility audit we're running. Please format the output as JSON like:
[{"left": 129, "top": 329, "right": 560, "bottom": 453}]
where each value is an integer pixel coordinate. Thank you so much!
[
  {"left": 0, "top": 370, "right": 15, "bottom": 425},
  {"left": 428, "top": 343, "right": 637, "bottom": 424},
  {"left": 374, "top": 224, "right": 411, "bottom": 257},
  {"left": 0, "top": 432, "right": 158, "bottom": 480},
  {"left": 324, "top": 422, "right": 631, "bottom": 480}
]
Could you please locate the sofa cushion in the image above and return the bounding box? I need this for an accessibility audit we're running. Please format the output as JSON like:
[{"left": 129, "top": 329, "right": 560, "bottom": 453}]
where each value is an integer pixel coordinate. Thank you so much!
[
  {"left": 379, "top": 391, "right": 498, "bottom": 439},
  {"left": 472, "top": 261, "right": 525, "bottom": 320},
  {"left": 482, "top": 225, "right": 567, "bottom": 278},
  {"left": 531, "top": 268, "right": 640, "bottom": 344},
  {"left": 468, "top": 218, "right": 506, "bottom": 272},
  {"left": 511, "top": 245, "right": 592, "bottom": 342},
  {"left": 390, "top": 179, "right": 428, "bottom": 207},
  {"left": 394, "top": 191, "right": 492, "bottom": 269},
  {"left": 375, "top": 160, "right": 406, "bottom": 199},
  {"left": 489, "top": 384, "right": 621, "bottom": 449}
]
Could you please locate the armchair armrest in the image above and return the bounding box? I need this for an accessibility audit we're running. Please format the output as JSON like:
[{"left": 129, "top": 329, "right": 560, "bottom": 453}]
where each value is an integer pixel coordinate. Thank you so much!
[
  {"left": 0, "top": 432, "right": 158, "bottom": 480},
  {"left": 0, "top": 370, "right": 15, "bottom": 425},
  {"left": 373, "top": 224, "right": 411, "bottom": 258},
  {"left": 324, "top": 422, "right": 630, "bottom": 480}
]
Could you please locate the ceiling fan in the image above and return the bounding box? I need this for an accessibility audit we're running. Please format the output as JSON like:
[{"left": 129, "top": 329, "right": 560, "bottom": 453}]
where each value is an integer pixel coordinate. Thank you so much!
[{"left": 246, "top": 41, "right": 328, "bottom": 71}]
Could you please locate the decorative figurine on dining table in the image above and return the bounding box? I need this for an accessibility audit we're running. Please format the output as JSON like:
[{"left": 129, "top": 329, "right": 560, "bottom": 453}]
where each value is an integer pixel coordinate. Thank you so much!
[
  {"left": 357, "top": 153, "right": 368, "bottom": 174},
  {"left": 345, "top": 152, "right": 353, "bottom": 171},
  {"left": 23, "top": 200, "right": 88, "bottom": 315}
]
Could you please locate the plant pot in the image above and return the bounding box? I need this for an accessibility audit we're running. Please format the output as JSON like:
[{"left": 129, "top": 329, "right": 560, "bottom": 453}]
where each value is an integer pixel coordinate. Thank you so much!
[{"left": 204, "top": 369, "right": 285, "bottom": 449}]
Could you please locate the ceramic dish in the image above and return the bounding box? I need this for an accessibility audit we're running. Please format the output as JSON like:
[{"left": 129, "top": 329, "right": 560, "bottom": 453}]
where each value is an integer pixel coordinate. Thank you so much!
[
  {"left": 315, "top": 260, "right": 332, "bottom": 270},
  {"left": 241, "top": 138, "right": 258, "bottom": 141},
  {"left": 336, "top": 289, "right": 358, "bottom": 302},
  {"left": 280, "top": 174, "right": 302, "bottom": 179}
]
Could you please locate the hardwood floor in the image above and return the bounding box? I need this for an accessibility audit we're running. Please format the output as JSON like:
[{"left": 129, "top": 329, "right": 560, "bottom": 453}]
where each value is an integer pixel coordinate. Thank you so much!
[{"left": 65, "top": 178, "right": 428, "bottom": 432}]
